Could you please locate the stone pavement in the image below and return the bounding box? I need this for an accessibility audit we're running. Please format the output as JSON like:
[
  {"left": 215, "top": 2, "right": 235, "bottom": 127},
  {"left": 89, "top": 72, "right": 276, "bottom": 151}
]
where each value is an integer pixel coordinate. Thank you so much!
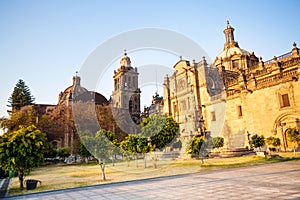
[{"left": 7, "top": 161, "right": 300, "bottom": 200}]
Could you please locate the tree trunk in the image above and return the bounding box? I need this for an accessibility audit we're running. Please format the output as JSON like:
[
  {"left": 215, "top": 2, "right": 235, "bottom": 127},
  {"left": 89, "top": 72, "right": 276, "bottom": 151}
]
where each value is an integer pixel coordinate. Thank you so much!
[
  {"left": 144, "top": 154, "right": 147, "bottom": 168},
  {"left": 99, "top": 163, "right": 106, "bottom": 181},
  {"left": 135, "top": 155, "right": 138, "bottom": 168},
  {"left": 18, "top": 170, "right": 24, "bottom": 189}
]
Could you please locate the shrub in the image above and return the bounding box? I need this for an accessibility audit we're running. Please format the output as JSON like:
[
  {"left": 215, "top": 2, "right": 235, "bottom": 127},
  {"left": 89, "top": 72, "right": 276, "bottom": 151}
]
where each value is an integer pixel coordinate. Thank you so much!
[{"left": 251, "top": 134, "right": 265, "bottom": 151}]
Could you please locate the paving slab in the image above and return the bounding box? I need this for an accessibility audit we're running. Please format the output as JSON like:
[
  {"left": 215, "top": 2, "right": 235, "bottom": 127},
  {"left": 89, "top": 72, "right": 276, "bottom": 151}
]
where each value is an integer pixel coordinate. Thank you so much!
[{"left": 6, "top": 160, "right": 300, "bottom": 200}]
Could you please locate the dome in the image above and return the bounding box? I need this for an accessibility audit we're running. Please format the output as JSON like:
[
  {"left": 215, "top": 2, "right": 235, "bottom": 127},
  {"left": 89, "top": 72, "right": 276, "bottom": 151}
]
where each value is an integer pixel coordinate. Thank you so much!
[
  {"left": 120, "top": 52, "right": 132, "bottom": 68},
  {"left": 74, "top": 91, "right": 108, "bottom": 105},
  {"left": 59, "top": 76, "right": 88, "bottom": 103},
  {"left": 217, "top": 46, "right": 250, "bottom": 61}
]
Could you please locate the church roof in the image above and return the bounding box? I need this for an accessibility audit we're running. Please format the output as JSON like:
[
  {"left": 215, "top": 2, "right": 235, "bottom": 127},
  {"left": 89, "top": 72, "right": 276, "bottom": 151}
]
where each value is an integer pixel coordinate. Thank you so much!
[{"left": 217, "top": 46, "right": 250, "bottom": 60}]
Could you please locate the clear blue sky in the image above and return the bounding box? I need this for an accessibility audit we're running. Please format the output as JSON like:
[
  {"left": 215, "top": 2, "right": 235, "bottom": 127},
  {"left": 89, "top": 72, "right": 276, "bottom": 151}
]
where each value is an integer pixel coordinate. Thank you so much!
[{"left": 1, "top": 0, "right": 299, "bottom": 118}]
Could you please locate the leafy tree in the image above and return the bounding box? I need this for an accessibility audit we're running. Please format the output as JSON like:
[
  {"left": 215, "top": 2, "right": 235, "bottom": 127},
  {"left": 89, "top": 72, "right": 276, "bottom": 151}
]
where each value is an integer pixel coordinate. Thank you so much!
[
  {"left": 212, "top": 137, "right": 224, "bottom": 149},
  {"left": 57, "top": 147, "right": 71, "bottom": 160},
  {"left": 0, "top": 106, "right": 37, "bottom": 132},
  {"left": 120, "top": 135, "right": 151, "bottom": 168},
  {"left": 8, "top": 79, "right": 35, "bottom": 111},
  {"left": 141, "top": 115, "right": 179, "bottom": 150},
  {"left": 286, "top": 128, "right": 300, "bottom": 155},
  {"left": 0, "top": 125, "right": 47, "bottom": 189},
  {"left": 186, "top": 136, "right": 205, "bottom": 156},
  {"left": 266, "top": 136, "right": 281, "bottom": 151},
  {"left": 186, "top": 136, "right": 210, "bottom": 164},
  {"left": 81, "top": 130, "right": 116, "bottom": 181},
  {"left": 44, "top": 143, "right": 57, "bottom": 158},
  {"left": 72, "top": 139, "right": 91, "bottom": 163},
  {"left": 251, "top": 134, "right": 265, "bottom": 151},
  {"left": 120, "top": 135, "right": 139, "bottom": 167}
]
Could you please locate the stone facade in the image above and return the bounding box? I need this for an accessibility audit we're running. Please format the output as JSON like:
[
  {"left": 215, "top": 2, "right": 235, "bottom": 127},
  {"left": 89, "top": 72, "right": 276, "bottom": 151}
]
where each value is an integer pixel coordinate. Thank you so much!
[{"left": 163, "top": 21, "right": 300, "bottom": 151}]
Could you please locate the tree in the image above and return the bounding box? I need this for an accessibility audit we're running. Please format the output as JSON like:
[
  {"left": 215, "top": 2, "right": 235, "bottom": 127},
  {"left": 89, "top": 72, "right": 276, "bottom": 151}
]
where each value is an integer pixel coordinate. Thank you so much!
[
  {"left": 251, "top": 134, "right": 265, "bottom": 151},
  {"left": 286, "top": 128, "right": 300, "bottom": 156},
  {"left": 57, "top": 147, "right": 71, "bottom": 160},
  {"left": 141, "top": 115, "right": 179, "bottom": 150},
  {"left": 120, "top": 135, "right": 151, "bottom": 168},
  {"left": 186, "top": 136, "right": 211, "bottom": 164},
  {"left": 8, "top": 79, "right": 35, "bottom": 111},
  {"left": 81, "top": 129, "right": 116, "bottom": 181},
  {"left": 0, "top": 106, "right": 37, "bottom": 132},
  {"left": 0, "top": 125, "right": 47, "bottom": 189},
  {"left": 212, "top": 137, "right": 224, "bottom": 149},
  {"left": 266, "top": 136, "right": 281, "bottom": 152},
  {"left": 72, "top": 139, "right": 91, "bottom": 163},
  {"left": 186, "top": 136, "right": 205, "bottom": 157}
]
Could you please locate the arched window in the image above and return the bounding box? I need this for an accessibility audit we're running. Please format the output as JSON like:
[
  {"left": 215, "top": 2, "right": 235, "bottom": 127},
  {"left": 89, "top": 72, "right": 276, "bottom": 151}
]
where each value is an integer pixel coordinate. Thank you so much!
[{"left": 129, "top": 100, "right": 133, "bottom": 113}]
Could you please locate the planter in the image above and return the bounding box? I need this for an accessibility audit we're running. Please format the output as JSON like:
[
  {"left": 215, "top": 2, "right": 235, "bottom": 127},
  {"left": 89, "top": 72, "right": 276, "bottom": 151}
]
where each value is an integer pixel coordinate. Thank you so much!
[{"left": 25, "top": 179, "right": 41, "bottom": 190}]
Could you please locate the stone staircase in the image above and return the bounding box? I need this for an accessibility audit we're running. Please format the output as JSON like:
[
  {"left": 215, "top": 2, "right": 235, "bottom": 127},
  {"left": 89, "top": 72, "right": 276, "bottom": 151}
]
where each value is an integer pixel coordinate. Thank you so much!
[{"left": 209, "top": 147, "right": 255, "bottom": 158}]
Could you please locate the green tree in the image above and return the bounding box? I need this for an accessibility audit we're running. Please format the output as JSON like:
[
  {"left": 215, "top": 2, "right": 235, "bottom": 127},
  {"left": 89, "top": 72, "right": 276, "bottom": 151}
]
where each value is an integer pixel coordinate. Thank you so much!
[
  {"left": 286, "top": 128, "right": 300, "bottom": 155},
  {"left": 186, "top": 136, "right": 205, "bottom": 156},
  {"left": 0, "top": 106, "right": 37, "bottom": 132},
  {"left": 266, "top": 136, "right": 281, "bottom": 151},
  {"left": 8, "top": 79, "right": 35, "bottom": 111},
  {"left": 0, "top": 125, "right": 47, "bottom": 189},
  {"left": 120, "top": 135, "right": 151, "bottom": 168},
  {"left": 72, "top": 139, "right": 91, "bottom": 163},
  {"left": 212, "top": 137, "right": 224, "bottom": 149},
  {"left": 141, "top": 115, "right": 179, "bottom": 150},
  {"left": 251, "top": 134, "right": 265, "bottom": 151},
  {"left": 57, "top": 147, "right": 71, "bottom": 160},
  {"left": 81, "top": 130, "right": 116, "bottom": 181},
  {"left": 120, "top": 135, "right": 139, "bottom": 167},
  {"left": 186, "top": 136, "right": 210, "bottom": 164}
]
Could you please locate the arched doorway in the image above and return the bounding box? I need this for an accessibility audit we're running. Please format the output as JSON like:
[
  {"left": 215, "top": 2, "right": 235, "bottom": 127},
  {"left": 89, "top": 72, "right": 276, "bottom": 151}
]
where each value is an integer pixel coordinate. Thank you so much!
[{"left": 273, "top": 112, "right": 300, "bottom": 151}]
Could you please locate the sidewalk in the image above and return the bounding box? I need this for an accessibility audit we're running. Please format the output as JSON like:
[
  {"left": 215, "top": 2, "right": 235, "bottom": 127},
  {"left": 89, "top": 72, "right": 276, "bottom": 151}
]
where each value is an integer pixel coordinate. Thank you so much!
[{"left": 6, "top": 160, "right": 300, "bottom": 199}]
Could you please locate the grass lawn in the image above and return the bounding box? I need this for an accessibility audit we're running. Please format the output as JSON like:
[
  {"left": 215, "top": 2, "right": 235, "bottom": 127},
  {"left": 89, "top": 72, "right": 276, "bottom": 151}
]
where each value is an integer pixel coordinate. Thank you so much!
[{"left": 9, "top": 152, "right": 300, "bottom": 196}]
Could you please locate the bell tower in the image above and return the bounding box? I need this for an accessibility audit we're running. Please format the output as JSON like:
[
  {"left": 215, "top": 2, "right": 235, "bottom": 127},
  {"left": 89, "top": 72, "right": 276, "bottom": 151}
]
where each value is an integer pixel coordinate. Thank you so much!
[
  {"left": 223, "top": 20, "right": 239, "bottom": 50},
  {"left": 111, "top": 51, "right": 141, "bottom": 124}
]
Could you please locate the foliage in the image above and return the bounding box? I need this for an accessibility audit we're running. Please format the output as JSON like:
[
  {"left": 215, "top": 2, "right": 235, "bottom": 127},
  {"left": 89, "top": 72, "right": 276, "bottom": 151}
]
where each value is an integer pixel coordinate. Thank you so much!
[
  {"left": 251, "top": 134, "right": 265, "bottom": 150},
  {"left": 80, "top": 129, "right": 117, "bottom": 180},
  {"left": 212, "top": 137, "right": 224, "bottom": 149},
  {"left": 186, "top": 136, "right": 205, "bottom": 156},
  {"left": 0, "top": 106, "right": 37, "bottom": 132},
  {"left": 0, "top": 125, "right": 47, "bottom": 189},
  {"left": 141, "top": 115, "right": 179, "bottom": 150},
  {"left": 8, "top": 79, "right": 35, "bottom": 110},
  {"left": 266, "top": 136, "right": 281, "bottom": 148},
  {"left": 120, "top": 135, "right": 151, "bottom": 168},
  {"left": 76, "top": 140, "right": 91, "bottom": 160},
  {"left": 57, "top": 147, "right": 71, "bottom": 159},
  {"left": 120, "top": 135, "right": 151, "bottom": 154},
  {"left": 286, "top": 128, "right": 300, "bottom": 155},
  {"left": 44, "top": 143, "right": 57, "bottom": 158}
]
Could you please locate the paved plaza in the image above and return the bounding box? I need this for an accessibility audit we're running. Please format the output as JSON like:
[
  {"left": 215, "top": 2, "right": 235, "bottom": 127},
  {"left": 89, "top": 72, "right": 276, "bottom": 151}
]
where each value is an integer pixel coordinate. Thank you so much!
[{"left": 7, "top": 160, "right": 300, "bottom": 200}]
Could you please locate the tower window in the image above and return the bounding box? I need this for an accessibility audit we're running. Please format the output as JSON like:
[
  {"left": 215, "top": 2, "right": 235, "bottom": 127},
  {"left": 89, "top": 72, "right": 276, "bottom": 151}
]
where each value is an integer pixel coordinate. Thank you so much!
[
  {"left": 237, "top": 105, "right": 243, "bottom": 117},
  {"left": 280, "top": 94, "right": 290, "bottom": 108},
  {"left": 232, "top": 60, "right": 239, "bottom": 69}
]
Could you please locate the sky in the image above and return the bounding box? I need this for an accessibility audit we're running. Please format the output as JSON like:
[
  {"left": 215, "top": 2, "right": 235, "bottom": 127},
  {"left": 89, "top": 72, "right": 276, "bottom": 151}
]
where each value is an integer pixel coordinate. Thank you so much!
[{"left": 1, "top": 0, "right": 300, "bottom": 120}]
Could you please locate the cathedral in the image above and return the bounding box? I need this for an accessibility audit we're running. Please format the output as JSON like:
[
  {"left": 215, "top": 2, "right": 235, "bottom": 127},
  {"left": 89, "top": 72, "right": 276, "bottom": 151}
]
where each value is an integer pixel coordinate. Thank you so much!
[
  {"left": 163, "top": 21, "right": 300, "bottom": 151},
  {"left": 30, "top": 21, "right": 299, "bottom": 153}
]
